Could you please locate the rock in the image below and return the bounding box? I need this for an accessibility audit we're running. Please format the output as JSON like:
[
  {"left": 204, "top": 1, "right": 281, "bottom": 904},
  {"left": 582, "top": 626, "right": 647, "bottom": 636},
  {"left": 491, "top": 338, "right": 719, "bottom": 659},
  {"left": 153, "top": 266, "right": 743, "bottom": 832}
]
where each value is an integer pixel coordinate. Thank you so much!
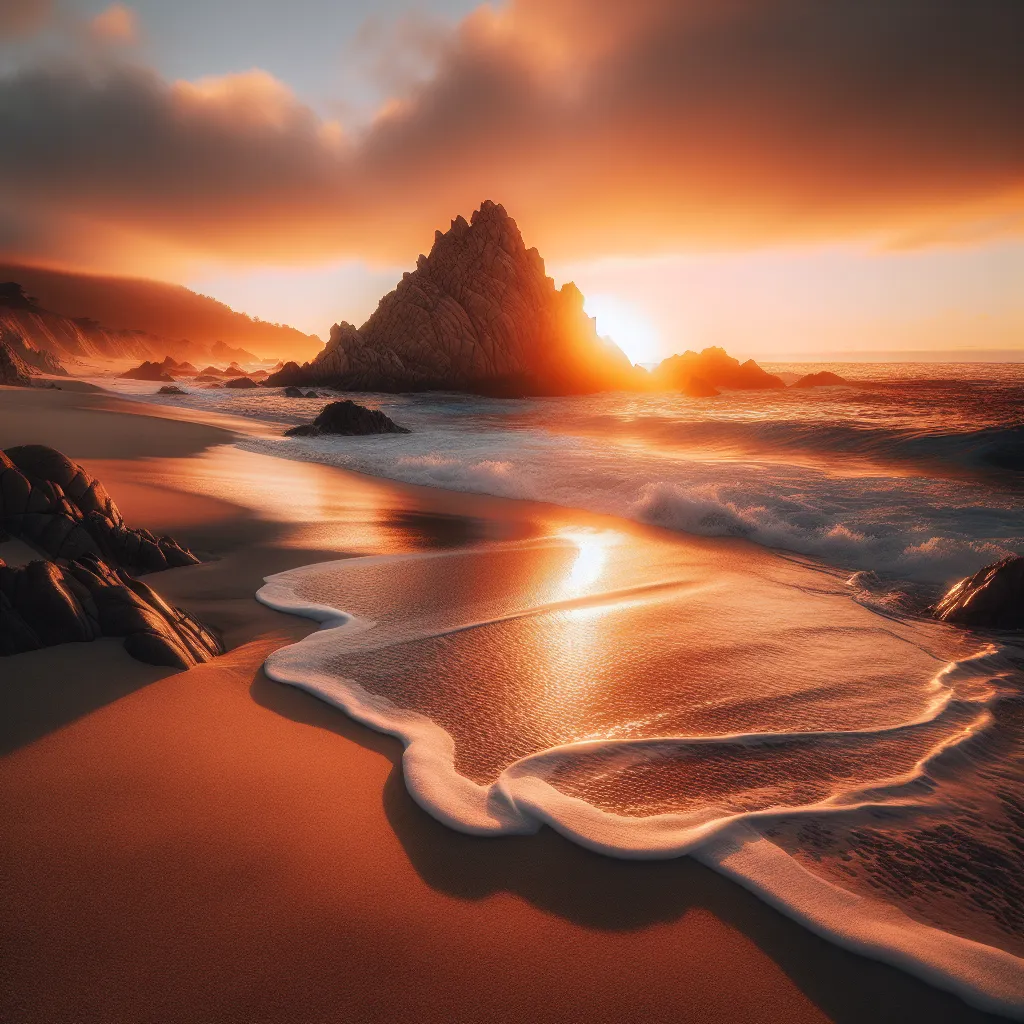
[
  {"left": 224, "top": 376, "right": 259, "bottom": 389},
  {"left": 793, "top": 371, "right": 849, "bottom": 388},
  {"left": 160, "top": 356, "right": 199, "bottom": 375},
  {"left": 265, "top": 201, "right": 641, "bottom": 396},
  {"left": 0, "top": 445, "right": 200, "bottom": 574},
  {"left": 157, "top": 385, "right": 186, "bottom": 395},
  {"left": 283, "top": 385, "right": 305, "bottom": 397},
  {"left": 304, "top": 391, "right": 321, "bottom": 398},
  {"left": 931, "top": 555, "right": 1024, "bottom": 630},
  {"left": 284, "top": 400, "right": 410, "bottom": 437},
  {"left": 0, "top": 339, "right": 33, "bottom": 387},
  {"left": 120, "top": 360, "right": 174, "bottom": 382},
  {"left": 0, "top": 552, "right": 222, "bottom": 667},
  {"left": 0, "top": 326, "right": 68, "bottom": 375},
  {"left": 651, "top": 348, "right": 785, "bottom": 392},
  {"left": 198, "top": 365, "right": 226, "bottom": 376},
  {"left": 192, "top": 374, "right": 220, "bottom": 382}
]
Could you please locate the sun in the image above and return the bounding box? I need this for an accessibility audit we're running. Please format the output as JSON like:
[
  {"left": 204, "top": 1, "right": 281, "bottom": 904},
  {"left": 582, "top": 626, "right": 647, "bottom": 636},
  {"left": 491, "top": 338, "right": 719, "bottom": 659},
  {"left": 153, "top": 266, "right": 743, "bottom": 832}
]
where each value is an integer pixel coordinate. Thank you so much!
[{"left": 583, "top": 293, "right": 661, "bottom": 366}]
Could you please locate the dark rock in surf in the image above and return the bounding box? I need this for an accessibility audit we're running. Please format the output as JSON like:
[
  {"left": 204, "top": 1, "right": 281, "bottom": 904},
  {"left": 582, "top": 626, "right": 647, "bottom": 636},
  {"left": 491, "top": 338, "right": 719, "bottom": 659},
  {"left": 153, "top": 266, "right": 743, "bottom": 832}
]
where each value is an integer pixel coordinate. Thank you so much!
[
  {"left": 651, "top": 347, "right": 785, "bottom": 392},
  {"left": 284, "top": 400, "right": 410, "bottom": 437},
  {"left": 0, "top": 445, "right": 200, "bottom": 574},
  {"left": 283, "top": 385, "right": 305, "bottom": 397},
  {"left": 224, "top": 376, "right": 260, "bottom": 389},
  {"left": 158, "top": 385, "right": 186, "bottom": 395},
  {"left": 120, "top": 360, "right": 174, "bottom": 382},
  {"left": 793, "top": 371, "right": 848, "bottom": 388},
  {"left": 0, "top": 552, "right": 222, "bottom": 667},
  {"left": 931, "top": 555, "right": 1024, "bottom": 631}
]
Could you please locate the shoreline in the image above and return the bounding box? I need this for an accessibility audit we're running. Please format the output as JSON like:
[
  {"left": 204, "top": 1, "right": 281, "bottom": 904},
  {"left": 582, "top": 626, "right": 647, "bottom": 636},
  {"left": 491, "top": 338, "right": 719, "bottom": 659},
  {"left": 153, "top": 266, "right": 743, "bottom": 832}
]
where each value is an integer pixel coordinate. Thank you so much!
[{"left": 0, "top": 384, "right": 1014, "bottom": 1023}]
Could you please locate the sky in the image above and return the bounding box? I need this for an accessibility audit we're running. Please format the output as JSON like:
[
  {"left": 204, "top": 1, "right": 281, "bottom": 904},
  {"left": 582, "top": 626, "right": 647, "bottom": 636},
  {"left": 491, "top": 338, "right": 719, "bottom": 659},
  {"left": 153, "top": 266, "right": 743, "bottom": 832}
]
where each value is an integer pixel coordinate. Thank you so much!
[{"left": 1, "top": 0, "right": 1022, "bottom": 363}]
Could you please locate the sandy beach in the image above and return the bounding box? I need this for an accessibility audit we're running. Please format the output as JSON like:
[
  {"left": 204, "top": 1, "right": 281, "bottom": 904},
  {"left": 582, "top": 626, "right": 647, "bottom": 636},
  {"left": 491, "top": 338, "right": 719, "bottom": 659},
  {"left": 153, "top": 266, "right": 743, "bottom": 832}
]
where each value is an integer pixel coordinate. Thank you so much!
[{"left": 0, "top": 385, "right": 1006, "bottom": 1024}]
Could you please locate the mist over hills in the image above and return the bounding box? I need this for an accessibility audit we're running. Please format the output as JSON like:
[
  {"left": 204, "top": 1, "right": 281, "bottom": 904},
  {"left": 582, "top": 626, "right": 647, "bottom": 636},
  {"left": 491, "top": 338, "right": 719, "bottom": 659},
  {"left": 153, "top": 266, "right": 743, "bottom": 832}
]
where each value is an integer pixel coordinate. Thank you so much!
[{"left": 0, "top": 263, "right": 322, "bottom": 364}]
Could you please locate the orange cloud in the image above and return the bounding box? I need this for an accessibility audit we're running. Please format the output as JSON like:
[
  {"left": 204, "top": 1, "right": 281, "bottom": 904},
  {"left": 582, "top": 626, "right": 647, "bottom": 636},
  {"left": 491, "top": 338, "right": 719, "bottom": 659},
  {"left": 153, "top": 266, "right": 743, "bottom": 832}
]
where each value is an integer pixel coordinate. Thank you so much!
[
  {"left": 1, "top": 0, "right": 1023, "bottom": 275},
  {"left": 88, "top": 3, "right": 137, "bottom": 43}
]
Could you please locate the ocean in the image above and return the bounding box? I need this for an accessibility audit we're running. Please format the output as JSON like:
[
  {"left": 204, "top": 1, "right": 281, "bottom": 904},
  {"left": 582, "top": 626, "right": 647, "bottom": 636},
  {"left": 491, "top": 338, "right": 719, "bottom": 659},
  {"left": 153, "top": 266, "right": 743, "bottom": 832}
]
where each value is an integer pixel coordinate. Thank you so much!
[{"left": 110, "top": 363, "right": 1024, "bottom": 1016}]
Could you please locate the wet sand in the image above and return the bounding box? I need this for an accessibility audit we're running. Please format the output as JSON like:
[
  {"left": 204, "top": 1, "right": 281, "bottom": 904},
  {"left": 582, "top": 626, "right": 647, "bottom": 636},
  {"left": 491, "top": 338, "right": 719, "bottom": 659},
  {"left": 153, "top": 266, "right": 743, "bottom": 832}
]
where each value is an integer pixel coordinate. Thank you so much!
[{"left": 0, "top": 385, "right": 1004, "bottom": 1023}]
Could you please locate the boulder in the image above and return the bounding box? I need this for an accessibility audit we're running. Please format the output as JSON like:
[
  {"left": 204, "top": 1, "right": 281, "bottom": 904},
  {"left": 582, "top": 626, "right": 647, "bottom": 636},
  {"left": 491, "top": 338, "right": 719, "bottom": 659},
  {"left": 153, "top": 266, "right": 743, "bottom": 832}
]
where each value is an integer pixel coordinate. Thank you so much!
[
  {"left": 793, "top": 371, "right": 849, "bottom": 388},
  {"left": 283, "top": 385, "right": 305, "bottom": 397},
  {"left": 224, "top": 376, "right": 260, "bottom": 389},
  {"left": 265, "top": 201, "right": 640, "bottom": 396},
  {"left": 931, "top": 555, "right": 1024, "bottom": 630},
  {"left": 0, "top": 445, "right": 200, "bottom": 573},
  {"left": 0, "top": 552, "right": 222, "bottom": 667},
  {"left": 120, "top": 360, "right": 174, "bottom": 382},
  {"left": 285, "top": 400, "right": 410, "bottom": 437},
  {"left": 157, "top": 385, "right": 186, "bottom": 395}
]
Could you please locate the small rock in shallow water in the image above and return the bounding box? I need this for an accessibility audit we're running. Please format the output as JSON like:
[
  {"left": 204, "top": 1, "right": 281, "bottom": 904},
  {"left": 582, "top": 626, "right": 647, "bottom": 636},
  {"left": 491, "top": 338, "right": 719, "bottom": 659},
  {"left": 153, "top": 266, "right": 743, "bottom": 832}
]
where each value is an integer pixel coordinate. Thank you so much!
[
  {"left": 931, "top": 555, "right": 1024, "bottom": 630},
  {"left": 285, "top": 399, "right": 410, "bottom": 437},
  {"left": 158, "top": 385, "right": 186, "bottom": 395}
]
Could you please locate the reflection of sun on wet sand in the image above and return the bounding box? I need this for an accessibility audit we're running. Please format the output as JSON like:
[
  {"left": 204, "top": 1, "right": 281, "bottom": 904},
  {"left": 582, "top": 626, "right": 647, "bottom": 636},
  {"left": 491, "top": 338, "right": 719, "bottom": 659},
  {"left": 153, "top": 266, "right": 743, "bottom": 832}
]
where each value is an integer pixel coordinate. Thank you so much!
[{"left": 0, "top": 386, "right": 1016, "bottom": 1024}]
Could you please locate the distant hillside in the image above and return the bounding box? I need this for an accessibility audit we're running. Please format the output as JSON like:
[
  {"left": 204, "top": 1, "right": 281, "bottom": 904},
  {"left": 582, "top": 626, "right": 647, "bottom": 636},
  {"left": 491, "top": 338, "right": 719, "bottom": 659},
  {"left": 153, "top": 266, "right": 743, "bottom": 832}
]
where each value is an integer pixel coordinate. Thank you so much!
[{"left": 0, "top": 263, "right": 323, "bottom": 363}]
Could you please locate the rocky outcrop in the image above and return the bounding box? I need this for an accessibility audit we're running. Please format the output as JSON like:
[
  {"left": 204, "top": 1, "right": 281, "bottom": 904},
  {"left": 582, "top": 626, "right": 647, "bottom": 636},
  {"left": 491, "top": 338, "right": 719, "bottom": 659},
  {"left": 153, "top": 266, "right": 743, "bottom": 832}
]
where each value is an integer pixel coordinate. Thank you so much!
[
  {"left": 0, "top": 445, "right": 221, "bottom": 667},
  {"left": 161, "top": 356, "right": 199, "bottom": 375},
  {"left": 266, "top": 201, "right": 639, "bottom": 396},
  {"left": 1, "top": 446, "right": 200, "bottom": 574},
  {"left": 120, "top": 360, "right": 174, "bottom": 382},
  {"left": 0, "top": 553, "right": 222, "bottom": 667},
  {"left": 224, "top": 376, "right": 260, "bottom": 389},
  {"left": 283, "top": 386, "right": 305, "bottom": 397},
  {"left": 1, "top": 326, "right": 67, "bottom": 375},
  {"left": 931, "top": 555, "right": 1024, "bottom": 630},
  {"left": 285, "top": 400, "right": 410, "bottom": 437},
  {"left": 793, "top": 371, "right": 848, "bottom": 388},
  {"left": 0, "top": 339, "right": 33, "bottom": 387},
  {"left": 158, "top": 385, "right": 186, "bottom": 395},
  {"left": 651, "top": 348, "right": 785, "bottom": 392}
]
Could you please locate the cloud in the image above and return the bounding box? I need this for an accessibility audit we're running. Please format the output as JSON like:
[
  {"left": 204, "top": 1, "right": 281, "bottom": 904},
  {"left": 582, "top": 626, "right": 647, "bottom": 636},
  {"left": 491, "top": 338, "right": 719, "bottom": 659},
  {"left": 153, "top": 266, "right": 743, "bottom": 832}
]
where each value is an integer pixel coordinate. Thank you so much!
[
  {"left": 0, "top": 0, "right": 1022, "bottom": 273},
  {"left": 88, "top": 3, "right": 137, "bottom": 44},
  {"left": 0, "top": 0, "right": 53, "bottom": 38}
]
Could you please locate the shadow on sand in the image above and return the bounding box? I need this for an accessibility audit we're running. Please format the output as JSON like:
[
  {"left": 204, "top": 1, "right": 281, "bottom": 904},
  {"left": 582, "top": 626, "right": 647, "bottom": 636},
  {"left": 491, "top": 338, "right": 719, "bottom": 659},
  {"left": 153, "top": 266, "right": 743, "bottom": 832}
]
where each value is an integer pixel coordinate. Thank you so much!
[{"left": 250, "top": 668, "right": 1005, "bottom": 1024}]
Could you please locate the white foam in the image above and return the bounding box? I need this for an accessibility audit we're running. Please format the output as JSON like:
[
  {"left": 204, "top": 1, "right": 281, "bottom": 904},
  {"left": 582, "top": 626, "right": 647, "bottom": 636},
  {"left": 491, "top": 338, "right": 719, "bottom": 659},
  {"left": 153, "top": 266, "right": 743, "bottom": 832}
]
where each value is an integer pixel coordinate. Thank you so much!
[{"left": 257, "top": 565, "right": 1024, "bottom": 1019}]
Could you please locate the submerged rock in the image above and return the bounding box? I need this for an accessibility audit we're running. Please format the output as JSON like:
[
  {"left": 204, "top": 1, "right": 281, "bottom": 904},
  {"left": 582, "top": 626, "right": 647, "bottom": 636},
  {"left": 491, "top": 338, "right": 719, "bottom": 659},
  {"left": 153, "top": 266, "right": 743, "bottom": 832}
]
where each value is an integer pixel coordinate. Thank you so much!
[
  {"left": 0, "top": 445, "right": 200, "bottom": 573},
  {"left": 0, "top": 552, "right": 222, "bottom": 667},
  {"left": 157, "top": 384, "right": 186, "bottom": 395},
  {"left": 931, "top": 555, "right": 1024, "bottom": 630},
  {"left": 285, "top": 400, "right": 410, "bottom": 437},
  {"left": 283, "top": 385, "right": 305, "bottom": 397},
  {"left": 224, "top": 376, "right": 259, "bottom": 389},
  {"left": 793, "top": 371, "right": 849, "bottom": 388}
]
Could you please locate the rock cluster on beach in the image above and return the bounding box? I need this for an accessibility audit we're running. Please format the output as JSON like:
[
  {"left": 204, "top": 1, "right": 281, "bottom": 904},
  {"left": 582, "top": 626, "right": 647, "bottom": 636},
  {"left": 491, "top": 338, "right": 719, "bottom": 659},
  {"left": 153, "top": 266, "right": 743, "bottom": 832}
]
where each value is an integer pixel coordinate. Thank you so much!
[
  {"left": 267, "top": 201, "right": 640, "bottom": 396},
  {"left": 285, "top": 400, "right": 410, "bottom": 437},
  {"left": 0, "top": 445, "right": 221, "bottom": 667},
  {"left": 931, "top": 555, "right": 1024, "bottom": 630},
  {"left": 224, "top": 376, "right": 260, "bottom": 389}
]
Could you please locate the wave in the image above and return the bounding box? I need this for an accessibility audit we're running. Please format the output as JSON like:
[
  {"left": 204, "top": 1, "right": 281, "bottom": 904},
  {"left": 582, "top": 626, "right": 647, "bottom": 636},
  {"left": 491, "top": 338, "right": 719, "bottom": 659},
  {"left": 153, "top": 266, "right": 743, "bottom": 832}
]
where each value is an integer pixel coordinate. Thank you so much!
[{"left": 256, "top": 560, "right": 1024, "bottom": 1018}]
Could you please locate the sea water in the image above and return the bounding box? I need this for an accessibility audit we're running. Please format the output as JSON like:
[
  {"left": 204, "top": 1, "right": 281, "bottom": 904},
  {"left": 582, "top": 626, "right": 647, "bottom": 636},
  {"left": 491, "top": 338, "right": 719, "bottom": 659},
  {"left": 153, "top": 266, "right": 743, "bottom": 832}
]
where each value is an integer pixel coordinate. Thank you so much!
[{"left": 117, "top": 364, "right": 1024, "bottom": 1015}]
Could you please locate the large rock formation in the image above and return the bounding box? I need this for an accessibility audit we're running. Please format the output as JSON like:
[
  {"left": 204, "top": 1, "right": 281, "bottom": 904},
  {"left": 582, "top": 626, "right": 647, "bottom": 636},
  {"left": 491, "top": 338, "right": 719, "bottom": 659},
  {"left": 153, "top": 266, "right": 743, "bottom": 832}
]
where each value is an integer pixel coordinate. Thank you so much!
[
  {"left": 0, "top": 446, "right": 221, "bottom": 667},
  {"left": 931, "top": 555, "right": 1024, "bottom": 630},
  {"left": 224, "top": 376, "right": 260, "bottom": 389},
  {"left": 267, "top": 201, "right": 640, "bottom": 396},
  {"left": 651, "top": 348, "right": 786, "bottom": 392},
  {"left": 285, "top": 400, "right": 410, "bottom": 437},
  {"left": 1, "top": 446, "right": 200, "bottom": 574}
]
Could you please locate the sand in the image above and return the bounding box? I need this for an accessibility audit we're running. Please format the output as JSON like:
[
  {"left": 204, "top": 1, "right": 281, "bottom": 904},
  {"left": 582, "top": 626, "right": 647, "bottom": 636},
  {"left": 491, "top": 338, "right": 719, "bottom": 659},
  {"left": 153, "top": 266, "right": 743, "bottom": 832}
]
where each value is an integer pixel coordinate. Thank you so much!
[{"left": 0, "top": 385, "right": 1004, "bottom": 1023}]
